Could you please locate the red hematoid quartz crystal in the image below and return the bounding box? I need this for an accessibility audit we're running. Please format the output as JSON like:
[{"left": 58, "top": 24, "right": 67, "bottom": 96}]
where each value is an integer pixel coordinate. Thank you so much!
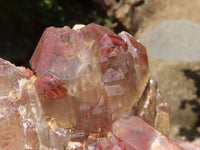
[{"left": 0, "top": 24, "right": 199, "bottom": 150}]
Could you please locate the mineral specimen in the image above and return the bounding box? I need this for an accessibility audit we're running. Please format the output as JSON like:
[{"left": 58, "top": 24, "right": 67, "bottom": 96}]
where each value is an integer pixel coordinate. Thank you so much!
[{"left": 0, "top": 23, "right": 199, "bottom": 150}]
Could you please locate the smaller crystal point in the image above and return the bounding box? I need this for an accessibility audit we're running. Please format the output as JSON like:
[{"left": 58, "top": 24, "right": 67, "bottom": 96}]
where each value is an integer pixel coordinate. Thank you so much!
[{"left": 136, "top": 79, "right": 170, "bottom": 135}]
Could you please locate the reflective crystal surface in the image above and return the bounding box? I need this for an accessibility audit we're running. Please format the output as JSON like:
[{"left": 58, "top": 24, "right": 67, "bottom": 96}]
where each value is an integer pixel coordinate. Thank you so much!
[{"left": 0, "top": 24, "right": 199, "bottom": 150}]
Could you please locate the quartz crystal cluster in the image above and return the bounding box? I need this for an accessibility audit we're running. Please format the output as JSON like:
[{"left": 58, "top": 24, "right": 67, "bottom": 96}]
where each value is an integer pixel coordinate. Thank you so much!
[{"left": 0, "top": 24, "right": 199, "bottom": 150}]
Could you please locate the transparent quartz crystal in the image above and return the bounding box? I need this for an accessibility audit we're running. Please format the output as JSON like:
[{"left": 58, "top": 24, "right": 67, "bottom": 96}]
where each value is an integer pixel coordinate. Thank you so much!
[
  {"left": 3, "top": 24, "right": 197, "bottom": 150},
  {"left": 30, "top": 24, "right": 150, "bottom": 134}
]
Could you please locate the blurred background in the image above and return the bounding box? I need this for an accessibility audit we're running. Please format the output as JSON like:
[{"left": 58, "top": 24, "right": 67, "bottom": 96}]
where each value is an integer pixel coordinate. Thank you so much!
[{"left": 1, "top": 0, "right": 200, "bottom": 144}]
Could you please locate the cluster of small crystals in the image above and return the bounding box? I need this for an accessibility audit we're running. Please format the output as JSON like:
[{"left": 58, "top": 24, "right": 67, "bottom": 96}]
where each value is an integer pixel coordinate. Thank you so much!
[{"left": 0, "top": 24, "right": 199, "bottom": 150}]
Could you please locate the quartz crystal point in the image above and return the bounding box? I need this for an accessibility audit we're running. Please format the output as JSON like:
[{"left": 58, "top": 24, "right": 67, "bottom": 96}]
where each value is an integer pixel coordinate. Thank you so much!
[
  {"left": 0, "top": 24, "right": 199, "bottom": 150},
  {"left": 30, "top": 24, "right": 150, "bottom": 135}
]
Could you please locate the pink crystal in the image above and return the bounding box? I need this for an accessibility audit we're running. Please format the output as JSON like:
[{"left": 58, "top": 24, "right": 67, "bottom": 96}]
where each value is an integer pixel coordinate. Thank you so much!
[
  {"left": 0, "top": 24, "right": 199, "bottom": 149},
  {"left": 30, "top": 24, "right": 150, "bottom": 135}
]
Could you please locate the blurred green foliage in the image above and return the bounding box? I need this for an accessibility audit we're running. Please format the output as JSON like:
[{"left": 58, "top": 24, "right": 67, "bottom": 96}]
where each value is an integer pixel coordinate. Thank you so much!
[
  {"left": 0, "top": 0, "right": 113, "bottom": 27},
  {"left": 0, "top": 0, "right": 75, "bottom": 26}
]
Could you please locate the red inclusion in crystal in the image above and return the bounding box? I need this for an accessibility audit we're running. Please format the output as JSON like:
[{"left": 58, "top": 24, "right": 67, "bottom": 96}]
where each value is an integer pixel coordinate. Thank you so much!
[
  {"left": 35, "top": 75, "right": 67, "bottom": 100},
  {"left": 99, "top": 34, "right": 128, "bottom": 57}
]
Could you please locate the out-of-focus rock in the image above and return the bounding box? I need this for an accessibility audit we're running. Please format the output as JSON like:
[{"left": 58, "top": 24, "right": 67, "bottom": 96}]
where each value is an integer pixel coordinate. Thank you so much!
[
  {"left": 148, "top": 59, "right": 200, "bottom": 144},
  {"left": 139, "top": 19, "right": 200, "bottom": 62},
  {"left": 92, "top": 0, "right": 144, "bottom": 30}
]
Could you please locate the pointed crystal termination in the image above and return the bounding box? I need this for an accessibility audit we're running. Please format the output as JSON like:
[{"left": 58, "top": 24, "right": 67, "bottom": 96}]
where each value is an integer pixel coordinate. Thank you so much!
[
  {"left": 30, "top": 24, "right": 150, "bottom": 133},
  {"left": 136, "top": 79, "right": 170, "bottom": 135},
  {"left": 1, "top": 23, "right": 199, "bottom": 150}
]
